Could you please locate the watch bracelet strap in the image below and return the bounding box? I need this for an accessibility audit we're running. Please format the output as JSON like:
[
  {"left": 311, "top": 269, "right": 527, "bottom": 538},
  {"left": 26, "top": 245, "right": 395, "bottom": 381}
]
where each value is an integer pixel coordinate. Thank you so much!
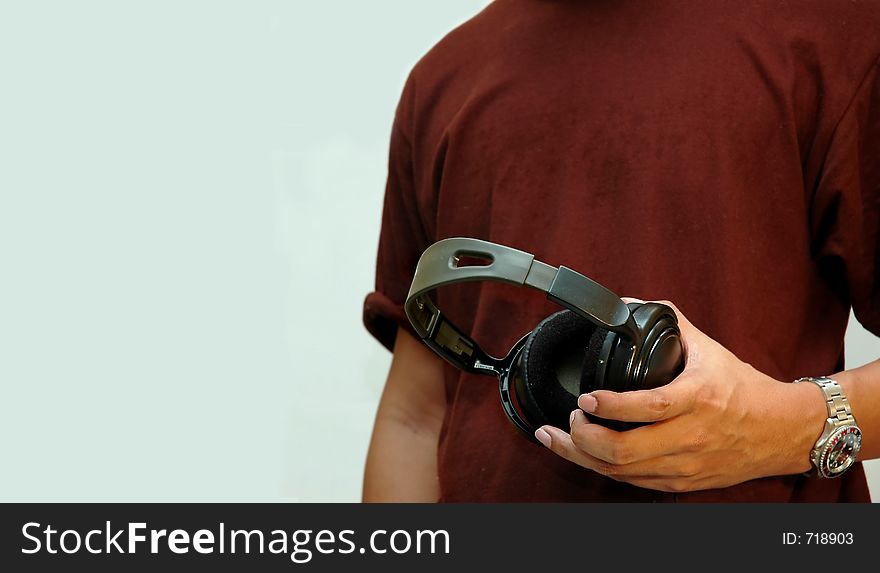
[
  {"left": 794, "top": 376, "right": 857, "bottom": 478},
  {"left": 795, "top": 376, "right": 856, "bottom": 427}
]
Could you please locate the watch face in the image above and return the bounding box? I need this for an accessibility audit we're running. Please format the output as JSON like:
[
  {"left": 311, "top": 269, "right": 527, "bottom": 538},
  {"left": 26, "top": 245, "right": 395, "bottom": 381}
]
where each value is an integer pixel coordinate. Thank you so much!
[{"left": 820, "top": 426, "right": 862, "bottom": 478}]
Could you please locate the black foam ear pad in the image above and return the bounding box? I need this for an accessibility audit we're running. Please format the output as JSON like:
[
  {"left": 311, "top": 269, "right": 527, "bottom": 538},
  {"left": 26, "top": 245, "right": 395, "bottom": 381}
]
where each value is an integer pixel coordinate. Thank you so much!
[
  {"left": 520, "top": 310, "right": 606, "bottom": 429},
  {"left": 579, "top": 325, "right": 612, "bottom": 394}
]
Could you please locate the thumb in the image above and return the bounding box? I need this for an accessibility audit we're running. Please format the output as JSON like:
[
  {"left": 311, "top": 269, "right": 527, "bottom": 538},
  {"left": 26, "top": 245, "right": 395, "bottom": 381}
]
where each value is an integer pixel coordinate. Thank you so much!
[
  {"left": 620, "top": 297, "right": 707, "bottom": 365},
  {"left": 621, "top": 296, "right": 703, "bottom": 339}
]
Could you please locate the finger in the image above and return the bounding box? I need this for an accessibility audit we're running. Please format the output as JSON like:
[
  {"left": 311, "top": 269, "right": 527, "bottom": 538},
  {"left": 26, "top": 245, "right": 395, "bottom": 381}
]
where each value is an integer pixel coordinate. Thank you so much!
[
  {"left": 619, "top": 477, "right": 690, "bottom": 493},
  {"left": 536, "top": 424, "right": 618, "bottom": 476},
  {"left": 543, "top": 417, "right": 701, "bottom": 479},
  {"left": 652, "top": 301, "right": 714, "bottom": 361},
  {"left": 640, "top": 299, "right": 727, "bottom": 373},
  {"left": 622, "top": 474, "right": 711, "bottom": 494},
  {"left": 539, "top": 424, "right": 664, "bottom": 479},
  {"left": 569, "top": 411, "right": 691, "bottom": 464},
  {"left": 649, "top": 299, "right": 698, "bottom": 336},
  {"left": 621, "top": 297, "right": 705, "bottom": 346},
  {"left": 579, "top": 375, "right": 697, "bottom": 423}
]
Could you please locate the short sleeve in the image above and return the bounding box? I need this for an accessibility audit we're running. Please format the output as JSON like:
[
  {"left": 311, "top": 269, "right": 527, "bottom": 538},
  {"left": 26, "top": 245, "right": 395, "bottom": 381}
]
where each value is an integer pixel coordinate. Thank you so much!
[
  {"left": 363, "top": 74, "right": 430, "bottom": 351},
  {"left": 811, "top": 57, "right": 880, "bottom": 336}
]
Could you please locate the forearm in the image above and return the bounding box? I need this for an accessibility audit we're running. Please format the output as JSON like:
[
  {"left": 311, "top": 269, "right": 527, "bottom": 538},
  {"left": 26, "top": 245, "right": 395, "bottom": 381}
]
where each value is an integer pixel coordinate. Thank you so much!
[
  {"left": 362, "top": 410, "right": 442, "bottom": 502},
  {"left": 781, "top": 358, "right": 880, "bottom": 476},
  {"left": 834, "top": 359, "right": 880, "bottom": 460},
  {"left": 768, "top": 358, "right": 880, "bottom": 476},
  {"left": 535, "top": 299, "right": 880, "bottom": 493},
  {"left": 362, "top": 326, "right": 447, "bottom": 502}
]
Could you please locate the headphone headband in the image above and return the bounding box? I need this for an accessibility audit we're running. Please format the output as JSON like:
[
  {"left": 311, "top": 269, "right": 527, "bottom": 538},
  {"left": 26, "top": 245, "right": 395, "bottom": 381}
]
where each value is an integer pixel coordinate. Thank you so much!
[{"left": 405, "top": 238, "right": 639, "bottom": 375}]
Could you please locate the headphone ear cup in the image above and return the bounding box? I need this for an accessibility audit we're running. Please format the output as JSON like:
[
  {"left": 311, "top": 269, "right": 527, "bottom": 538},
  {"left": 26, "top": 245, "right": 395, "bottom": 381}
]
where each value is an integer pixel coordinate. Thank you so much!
[
  {"left": 630, "top": 302, "right": 685, "bottom": 391},
  {"left": 519, "top": 310, "right": 600, "bottom": 429}
]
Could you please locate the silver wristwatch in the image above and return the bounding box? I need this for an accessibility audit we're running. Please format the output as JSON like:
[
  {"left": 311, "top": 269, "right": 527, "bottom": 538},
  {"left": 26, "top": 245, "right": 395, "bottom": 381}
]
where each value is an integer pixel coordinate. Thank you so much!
[{"left": 794, "top": 376, "right": 862, "bottom": 478}]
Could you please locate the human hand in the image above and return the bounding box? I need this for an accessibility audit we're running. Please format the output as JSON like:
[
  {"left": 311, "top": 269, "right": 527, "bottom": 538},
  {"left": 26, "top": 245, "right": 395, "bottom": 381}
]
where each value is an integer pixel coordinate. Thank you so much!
[{"left": 534, "top": 300, "right": 826, "bottom": 492}]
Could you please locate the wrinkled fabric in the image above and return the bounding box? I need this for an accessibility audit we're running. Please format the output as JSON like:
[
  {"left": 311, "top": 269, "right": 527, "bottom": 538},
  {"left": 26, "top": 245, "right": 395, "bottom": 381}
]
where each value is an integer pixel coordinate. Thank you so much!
[{"left": 364, "top": 0, "right": 880, "bottom": 502}]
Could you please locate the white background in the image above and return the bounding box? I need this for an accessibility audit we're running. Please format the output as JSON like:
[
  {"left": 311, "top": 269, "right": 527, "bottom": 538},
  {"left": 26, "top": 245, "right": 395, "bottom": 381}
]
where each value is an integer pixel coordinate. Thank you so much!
[{"left": 0, "top": 1, "right": 876, "bottom": 501}]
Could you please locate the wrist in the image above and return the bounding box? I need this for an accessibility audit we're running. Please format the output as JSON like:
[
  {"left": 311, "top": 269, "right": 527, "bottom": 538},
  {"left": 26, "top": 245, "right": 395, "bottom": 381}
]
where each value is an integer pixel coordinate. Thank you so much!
[
  {"left": 782, "top": 379, "right": 829, "bottom": 475},
  {"left": 791, "top": 375, "right": 864, "bottom": 478},
  {"left": 830, "top": 369, "right": 859, "bottom": 414}
]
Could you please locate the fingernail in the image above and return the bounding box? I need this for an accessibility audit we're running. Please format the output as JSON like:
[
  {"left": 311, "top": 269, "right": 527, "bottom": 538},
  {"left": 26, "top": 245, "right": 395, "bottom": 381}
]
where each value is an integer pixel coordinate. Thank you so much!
[
  {"left": 569, "top": 410, "right": 578, "bottom": 426},
  {"left": 579, "top": 394, "right": 598, "bottom": 413},
  {"left": 573, "top": 409, "right": 587, "bottom": 424},
  {"left": 535, "top": 427, "right": 551, "bottom": 448}
]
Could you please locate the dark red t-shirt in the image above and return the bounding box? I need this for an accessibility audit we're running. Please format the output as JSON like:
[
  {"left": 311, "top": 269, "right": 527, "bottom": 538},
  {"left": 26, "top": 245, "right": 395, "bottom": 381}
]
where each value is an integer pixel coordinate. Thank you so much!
[{"left": 364, "top": 0, "right": 880, "bottom": 502}]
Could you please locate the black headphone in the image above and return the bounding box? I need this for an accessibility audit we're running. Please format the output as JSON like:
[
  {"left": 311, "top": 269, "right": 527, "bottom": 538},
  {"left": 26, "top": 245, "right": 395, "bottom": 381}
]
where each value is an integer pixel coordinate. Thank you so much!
[{"left": 405, "top": 238, "right": 684, "bottom": 443}]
